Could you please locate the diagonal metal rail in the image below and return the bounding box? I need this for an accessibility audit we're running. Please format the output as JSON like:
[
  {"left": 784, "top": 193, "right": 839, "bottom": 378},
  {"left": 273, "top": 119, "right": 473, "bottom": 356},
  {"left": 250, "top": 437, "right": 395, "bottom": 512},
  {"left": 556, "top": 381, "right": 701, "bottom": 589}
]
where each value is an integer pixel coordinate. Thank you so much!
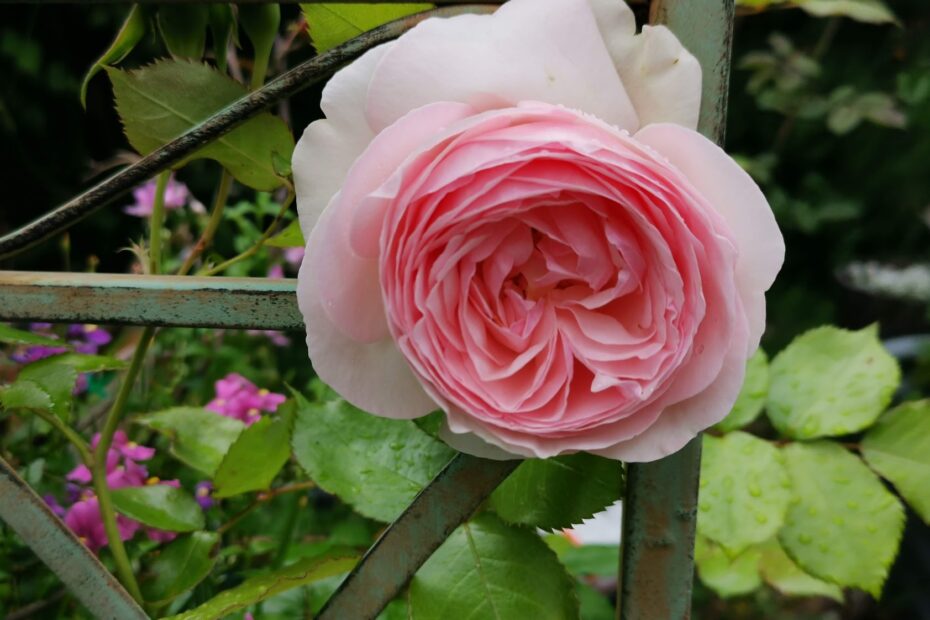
[
  {"left": 0, "top": 5, "right": 495, "bottom": 261},
  {"left": 0, "top": 456, "right": 149, "bottom": 620}
]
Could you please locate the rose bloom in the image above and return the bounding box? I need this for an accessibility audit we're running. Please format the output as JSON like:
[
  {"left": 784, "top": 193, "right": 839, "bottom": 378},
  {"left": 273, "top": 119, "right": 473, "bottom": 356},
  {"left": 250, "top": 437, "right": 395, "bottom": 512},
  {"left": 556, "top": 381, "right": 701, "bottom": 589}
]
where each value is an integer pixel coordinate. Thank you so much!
[{"left": 293, "top": 0, "right": 784, "bottom": 460}]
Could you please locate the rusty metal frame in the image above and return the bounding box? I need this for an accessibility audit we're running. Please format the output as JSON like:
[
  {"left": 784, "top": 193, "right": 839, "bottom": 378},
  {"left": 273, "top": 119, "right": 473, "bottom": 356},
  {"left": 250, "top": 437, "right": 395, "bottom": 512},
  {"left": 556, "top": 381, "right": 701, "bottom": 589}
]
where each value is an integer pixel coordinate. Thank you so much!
[{"left": 0, "top": 1, "right": 737, "bottom": 618}]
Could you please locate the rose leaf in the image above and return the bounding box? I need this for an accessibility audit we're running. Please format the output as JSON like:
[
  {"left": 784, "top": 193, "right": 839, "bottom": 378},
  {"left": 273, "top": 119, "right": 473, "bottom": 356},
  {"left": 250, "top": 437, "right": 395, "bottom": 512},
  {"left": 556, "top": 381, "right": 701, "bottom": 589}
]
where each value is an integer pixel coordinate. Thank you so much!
[
  {"left": 698, "top": 432, "right": 792, "bottom": 555},
  {"left": 488, "top": 453, "right": 622, "bottom": 531},
  {"left": 862, "top": 399, "right": 930, "bottom": 525},
  {"left": 107, "top": 60, "right": 294, "bottom": 191},
  {"left": 767, "top": 325, "right": 899, "bottom": 439},
  {"left": 408, "top": 513, "right": 578, "bottom": 620},
  {"left": 291, "top": 383, "right": 455, "bottom": 522},
  {"left": 714, "top": 349, "right": 769, "bottom": 433},
  {"left": 778, "top": 441, "right": 905, "bottom": 596}
]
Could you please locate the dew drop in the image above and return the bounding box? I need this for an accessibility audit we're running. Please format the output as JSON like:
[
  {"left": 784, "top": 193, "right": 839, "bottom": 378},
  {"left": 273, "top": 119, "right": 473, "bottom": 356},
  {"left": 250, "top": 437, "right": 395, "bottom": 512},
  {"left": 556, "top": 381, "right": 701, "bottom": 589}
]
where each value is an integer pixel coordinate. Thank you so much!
[
  {"left": 748, "top": 483, "right": 762, "bottom": 498},
  {"left": 798, "top": 533, "right": 813, "bottom": 545}
]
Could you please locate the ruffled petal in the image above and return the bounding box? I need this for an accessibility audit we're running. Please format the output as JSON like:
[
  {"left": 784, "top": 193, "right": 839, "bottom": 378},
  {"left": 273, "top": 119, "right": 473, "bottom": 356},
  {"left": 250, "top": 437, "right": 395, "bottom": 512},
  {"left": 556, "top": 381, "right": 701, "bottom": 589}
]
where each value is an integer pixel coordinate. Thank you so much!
[
  {"left": 635, "top": 123, "right": 785, "bottom": 350},
  {"left": 366, "top": 0, "right": 640, "bottom": 133}
]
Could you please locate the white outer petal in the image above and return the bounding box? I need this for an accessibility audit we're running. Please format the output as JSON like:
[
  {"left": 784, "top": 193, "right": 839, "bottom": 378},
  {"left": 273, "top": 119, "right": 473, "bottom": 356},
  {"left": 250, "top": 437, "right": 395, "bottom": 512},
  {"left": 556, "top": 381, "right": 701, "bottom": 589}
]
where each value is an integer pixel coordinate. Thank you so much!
[
  {"left": 366, "top": 0, "right": 640, "bottom": 132},
  {"left": 293, "top": 43, "right": 392, "bottom": 239},
  {"left": 588, "top": 0, "right": 702, "bottom": 129}
]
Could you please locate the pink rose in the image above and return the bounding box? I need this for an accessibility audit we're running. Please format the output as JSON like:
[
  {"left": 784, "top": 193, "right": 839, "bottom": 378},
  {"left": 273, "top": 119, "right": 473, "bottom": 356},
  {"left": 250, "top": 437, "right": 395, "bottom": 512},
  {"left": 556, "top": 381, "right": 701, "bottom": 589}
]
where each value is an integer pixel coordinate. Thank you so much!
[{"left": 293, "top": 0, "right": 784, "bottom": 460}]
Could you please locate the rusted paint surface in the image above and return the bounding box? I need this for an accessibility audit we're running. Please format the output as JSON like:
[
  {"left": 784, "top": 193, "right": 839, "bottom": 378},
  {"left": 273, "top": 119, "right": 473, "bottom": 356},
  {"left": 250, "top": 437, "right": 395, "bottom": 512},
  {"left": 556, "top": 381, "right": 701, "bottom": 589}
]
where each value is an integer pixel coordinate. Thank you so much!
[
  {"left": 0, "top": 271, "right": 303, "bottom": 330},
  {"left": 619, "top": 1, "right": 734, "bottom": 619},
  {"left": 317, "top": 454, "right": 519, "bottom": 619},
  {"left": 0, "top": 456, "right": 149, "bottom": 620},
  {"left": 0, "top": 5, "right": 495, "bottom": 260}
]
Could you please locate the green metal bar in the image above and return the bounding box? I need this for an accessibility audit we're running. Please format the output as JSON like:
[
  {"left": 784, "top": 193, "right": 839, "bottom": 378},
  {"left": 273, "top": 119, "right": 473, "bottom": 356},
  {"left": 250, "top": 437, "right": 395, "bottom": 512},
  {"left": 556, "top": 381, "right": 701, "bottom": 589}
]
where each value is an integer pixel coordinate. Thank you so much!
[
  {"left": 618, "top": 1, "right": 734, "bottom": 619},
  {"left": 0, "top": 455, "right": 149, "bottom": 620},
  {"left": 317, "top": 455, "right": 519, "bottom": 619},
  {"left": 0, "top": 5, "right": 495, "bottom": 261},
  {"left": 0, "top": 271, "right": 302, "bottom": 331}
]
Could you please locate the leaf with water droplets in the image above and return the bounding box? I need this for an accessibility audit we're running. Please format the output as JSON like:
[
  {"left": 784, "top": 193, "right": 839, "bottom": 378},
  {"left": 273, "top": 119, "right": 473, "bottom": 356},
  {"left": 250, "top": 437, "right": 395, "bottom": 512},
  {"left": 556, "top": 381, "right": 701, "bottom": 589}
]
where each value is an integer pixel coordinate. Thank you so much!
[
  {"left": 778, "top": 441, "right": 904, "bottom": 596},
  {"left": 767, "top": 325, "right": 899, "bottom": 439},
  {"left": 715, "top": 349, "right": 769, "bottom": 432},
  {"left": 694, "top": 536, "right": 762, "bottom": 598},
  {"left": 862, "top": 399, "right": 930, "bottom": 525},
  {"left": 757, "top": 538, "right": 843, "bottom": 601},
  {"left": 291, "top": 381, "right": 455, "bottom": 522},
  {"left": 698, "top": 432, "right": 791, "bottom": 555}
]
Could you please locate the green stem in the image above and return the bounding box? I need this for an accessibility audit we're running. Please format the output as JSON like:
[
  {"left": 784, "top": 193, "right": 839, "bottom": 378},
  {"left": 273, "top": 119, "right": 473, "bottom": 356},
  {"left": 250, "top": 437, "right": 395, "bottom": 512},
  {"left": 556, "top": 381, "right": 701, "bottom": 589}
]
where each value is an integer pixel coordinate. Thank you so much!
[
  {"left": 31, "top": 409, "right": 91, "bottom": 466},
  {"left": 271, "top": 492, "right": 301, "bottom": 569},
  {"left": 200, "top": 190, "right": 294, "bottom": 277},
  {"left": 91, "top": 326, "right": 155, "bottom": 604},
  {"left": 178, "top": 169, "right": 233, "bottom": 276},
  {"left": 148, "top": 172, "right": 170, "bottom": 275}
]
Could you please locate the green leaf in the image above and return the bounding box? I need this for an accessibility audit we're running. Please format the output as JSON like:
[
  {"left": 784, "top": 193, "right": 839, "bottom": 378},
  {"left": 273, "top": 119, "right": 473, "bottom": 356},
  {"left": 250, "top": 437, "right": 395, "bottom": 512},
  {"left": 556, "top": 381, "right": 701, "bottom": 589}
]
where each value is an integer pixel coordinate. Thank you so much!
[
  {"left": 45, "top": 353, "right": 126, "bottom": 373},
  {"left": 207, "top": 5, "right": 235, "bottom": 73},
  {"left": 107, "top": 60, "right": 295, "bottom": 191},
  {"left": 111, "top": 485, "right": 205, "bottom": 532},
  {"left": 488, "top": 453, "right": 621, "bottom": 530},
  {"left": 714, "top": 349, "right": 769, "bottom": 432},
  {"left": 409, "top": 513, "right": 578, "bottom": 619},
  {"left": 0, "top": 324, "right": 66, "bottom": 347},
  {"left": 141, "top": 532, "right": 219, "bottom": 604},
  {"left": 778, "top": 441, "right": 905, "bottom": 596},
  {"left": 797, "top": 0, "right": 898, "bottom": 24},
  {"left": 158, "top": 5, "right": 209, "bottom": 60},
  {"left": 80, "top": 5, "right": 148, "bottom": 107},
  {"left": 694, "top": 536, "right": 762, "bottom": 598},
  {"left": 17, "top": 359, "right": 79, "bottom": 421},
  {"left": 757, "top": 538, "right": 843, "bottom": 601},
  {"left": 265, "top": 218, "right": 305, "bottom": 248},
  {"left": 301, "top": 3, "right": 432, "bottom": 54},
  {"left": 166, "top": 550, "right": 357, "bottom": 620},
  {"left": 862, "top": 400, "right": 930, "bottom": 524},
  {"left": 0, "top": 380, "right": 53, "bottom": 412},
  {"left": 556, "top": 544, "right": 619, "bottom": 578},
  {"left": 239, "top": 4, "right": 280, "bottom": 88},
  {"left": 291, "top": 385, "right": 454, "bottom": 522},
  {"left": 136, "top": 407, "right": 246, "bottom": 476},
  {"left": 213, "top": 415, "right": 291, "bottom": 498},
  {"left": 767, "top": 325, "right": 899, "bottom": 439},
  {"left": 575, "top": 582, "right": 614, "bottom": 620},
  {"left": 698, "top": 432, "right": 791, "bottom": 555}
]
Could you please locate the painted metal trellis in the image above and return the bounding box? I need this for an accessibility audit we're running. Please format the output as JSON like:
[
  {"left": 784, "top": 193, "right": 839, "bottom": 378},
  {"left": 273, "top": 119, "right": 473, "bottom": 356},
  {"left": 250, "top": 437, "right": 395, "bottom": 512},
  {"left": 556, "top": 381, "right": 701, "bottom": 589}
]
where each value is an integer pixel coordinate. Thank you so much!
[{"left": 0, "top": 0, "right": 735, "bottom": 617}]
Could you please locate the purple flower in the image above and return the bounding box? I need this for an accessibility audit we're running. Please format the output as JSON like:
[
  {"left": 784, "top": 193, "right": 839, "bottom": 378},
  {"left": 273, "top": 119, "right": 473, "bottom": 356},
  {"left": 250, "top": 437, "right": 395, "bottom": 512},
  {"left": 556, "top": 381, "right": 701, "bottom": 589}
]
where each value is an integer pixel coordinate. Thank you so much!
[
  {"left": 284, "top": 246, "right": 305, "bottom": 268},
  {"left": 123, "top": 175, "right": 205, "bottom": 218},
  {"left": 268, "top": 264, "right": 285, "bottom": 280},
  {"left": 205, "top": 373, "right": 286, "bottom": 426},
  {"left": 44, "top": 494, "right": 67, "bottom": 518},
  {"left": 10, "top": 344, "right": 68, "bottom": 364},
  {"left": 195, "top": 481, "right": 215, "bottom": 510},
  {"left": 64, "top": 496, "right": 140, "bottom": 554},
  {"left": 67, "top": 324, "right": 112, "bottom": 354}
]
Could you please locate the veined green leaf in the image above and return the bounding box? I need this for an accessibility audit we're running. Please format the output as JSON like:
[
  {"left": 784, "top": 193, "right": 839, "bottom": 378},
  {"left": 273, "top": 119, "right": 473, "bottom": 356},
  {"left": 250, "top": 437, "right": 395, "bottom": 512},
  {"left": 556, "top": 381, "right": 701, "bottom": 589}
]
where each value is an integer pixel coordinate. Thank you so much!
[
  {"left": 291, "top": 384, "right": 454, "bottom": 522},
  {"left": 112, "top": 485, "right": 205, "bottom": 532},
  {"left": 136, "top": 407, "right": 245, "bottom": 476},
  {"left": 767, "top": 325, "right": 899, "bottom": 439},
  {"left": 166, "top": 551, "right": 357, "bottom": 620},
  {"left": 409, "top": 514, "right": 578, "bottom": 619},
  {"left": 0, "top": 324, "right": 67, "bottom": 347},
  {"left": 107, "top": 60, "right": 294, "bottom": 191},
  {"left": 141, "top": 532, "right": 219, "bottom": 604},
  {"left": 301, "top": 3, "right": 432, "bottom": 54},
  {"left": 714, "top": 349, "right": 769, "bottom": 432},
  {"left": 213, "top": 413, "right": 292, "bottom": 498},
  {"left": 862, "top": 400, "right": 930, "bottom": 524},
  {"left": 158, "top": 5, "right": 209, "bottom": 60},
  {"left": 698, "top": 432, "right": 791, "bottom": 555},
  {"left": 488, "top": 453, "right": 621, "bottom": 530},
  {"left": 778, "top": 441, "right": 904, "bottom": 596}
]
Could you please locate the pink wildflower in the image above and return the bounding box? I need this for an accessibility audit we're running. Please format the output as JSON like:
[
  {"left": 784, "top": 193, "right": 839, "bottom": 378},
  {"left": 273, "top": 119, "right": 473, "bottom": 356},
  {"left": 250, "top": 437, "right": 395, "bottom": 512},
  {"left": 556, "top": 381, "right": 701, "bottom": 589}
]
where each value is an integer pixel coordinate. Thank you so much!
[
  {"left": 205, "top": 373, "right": 286, "bottom": 426},
  {"left": 124, "top": 175, "right": 205, "bottom": 217}
]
